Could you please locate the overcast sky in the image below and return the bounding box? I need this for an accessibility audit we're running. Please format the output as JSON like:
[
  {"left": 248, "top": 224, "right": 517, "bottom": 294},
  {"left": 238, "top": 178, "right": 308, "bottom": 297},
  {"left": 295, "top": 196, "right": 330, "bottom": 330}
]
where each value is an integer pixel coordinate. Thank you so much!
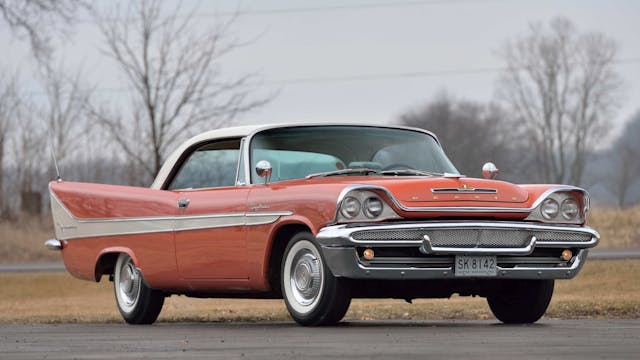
[{"left": 2, "top": 0, "right": 639, "bottom": 142}]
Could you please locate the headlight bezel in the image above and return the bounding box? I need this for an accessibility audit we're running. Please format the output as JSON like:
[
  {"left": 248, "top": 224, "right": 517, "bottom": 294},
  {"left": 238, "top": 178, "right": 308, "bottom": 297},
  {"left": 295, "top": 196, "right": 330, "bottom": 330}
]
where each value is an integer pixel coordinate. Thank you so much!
[
  {"left": 526, "top": 190, "right": 587, "bottom": 225},
  {"left": 336, "top": 189, "right": 401, "bottom": 223}
]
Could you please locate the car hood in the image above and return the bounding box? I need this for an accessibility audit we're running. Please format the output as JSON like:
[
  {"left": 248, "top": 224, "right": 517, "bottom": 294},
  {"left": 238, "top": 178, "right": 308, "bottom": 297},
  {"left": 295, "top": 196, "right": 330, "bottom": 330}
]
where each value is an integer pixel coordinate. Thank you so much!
[
  {"left": 303, "top": 176, "right": 530, "bottom": 207},
  {"left": 380, "top": 177, "right": 529, "bottom": 204}
]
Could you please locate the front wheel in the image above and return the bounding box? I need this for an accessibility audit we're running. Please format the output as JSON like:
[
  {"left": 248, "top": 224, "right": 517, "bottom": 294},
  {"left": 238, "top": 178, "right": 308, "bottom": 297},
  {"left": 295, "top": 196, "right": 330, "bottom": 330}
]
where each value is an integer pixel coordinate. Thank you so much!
[
  {"left": 114, "top": 253, "right": 164, "bottom": 324},
  {"left": 281, "top": 232, "right": 351, "bottom": 326},
  {"left": 487, "top": 279, "right": 554, "bottom": 324}
]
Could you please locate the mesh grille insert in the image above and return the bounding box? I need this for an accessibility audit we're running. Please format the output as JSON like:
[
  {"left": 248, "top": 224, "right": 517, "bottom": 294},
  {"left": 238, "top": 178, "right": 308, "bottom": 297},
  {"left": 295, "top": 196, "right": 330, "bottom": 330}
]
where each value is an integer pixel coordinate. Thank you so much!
[{"left": 351, "top": 227, "right": 592, "bottom": 246}]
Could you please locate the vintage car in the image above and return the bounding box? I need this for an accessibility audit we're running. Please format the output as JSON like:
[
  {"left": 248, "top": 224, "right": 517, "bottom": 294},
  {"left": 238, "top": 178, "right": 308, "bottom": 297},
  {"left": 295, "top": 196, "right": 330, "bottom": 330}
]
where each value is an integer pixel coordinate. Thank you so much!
[{"left": 46, "top": 124, "right": 599, "bottom": 325}]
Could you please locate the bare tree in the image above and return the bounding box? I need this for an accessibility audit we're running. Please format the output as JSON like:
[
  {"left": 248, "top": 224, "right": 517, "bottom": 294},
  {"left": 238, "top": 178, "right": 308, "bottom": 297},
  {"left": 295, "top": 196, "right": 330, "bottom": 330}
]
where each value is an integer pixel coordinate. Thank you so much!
[
  {"left": 497, "top": 16, "right": 622, "bottom": 186},
  {"left": 0, "top": 74, "right": 19, "bottom": 216},
  {"left": 88, "top": 0, "right": 268, "bottom": 185},
  {"left": 39, "top": 65, "right": 93, "bottom": 177},
  {"left": 0, "top": 0, "right": 88, "bottom": 60},
  {"left": 8, "top": 100, "right": 47, "bottom": 215},
  {"left": 609, "top": 110, "right": 640, "bottom": 207},
  {"left": 398, "top": 92, "right": 525, "bottom": 180}
]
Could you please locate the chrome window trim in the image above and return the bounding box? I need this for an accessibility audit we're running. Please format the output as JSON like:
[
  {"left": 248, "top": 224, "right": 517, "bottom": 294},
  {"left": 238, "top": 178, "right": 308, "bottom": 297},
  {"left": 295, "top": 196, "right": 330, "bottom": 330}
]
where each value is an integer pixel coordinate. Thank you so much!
[
  {"left": 235, "top": 137, "right": 247, "bottom": 186},
  {"left": 244, "top": 124, "right": 444, "bottom": 185},
  {"left": 164, "top": 137, "right": 244, "bottom": 191}
]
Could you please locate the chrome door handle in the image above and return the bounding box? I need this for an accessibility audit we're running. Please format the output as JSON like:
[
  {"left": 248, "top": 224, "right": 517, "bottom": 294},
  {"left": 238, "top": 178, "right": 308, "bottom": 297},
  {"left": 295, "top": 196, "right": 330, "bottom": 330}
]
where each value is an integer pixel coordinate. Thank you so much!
[{"left": 177, "top": 198, "right": 190, "bottom": 209}]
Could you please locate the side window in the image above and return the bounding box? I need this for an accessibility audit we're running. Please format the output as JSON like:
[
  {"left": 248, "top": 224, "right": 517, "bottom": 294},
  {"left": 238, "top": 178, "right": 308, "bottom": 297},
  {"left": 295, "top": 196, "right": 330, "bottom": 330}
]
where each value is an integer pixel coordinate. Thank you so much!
[{"left": 168, "top": 139, "right": 241, "bottom": 190}]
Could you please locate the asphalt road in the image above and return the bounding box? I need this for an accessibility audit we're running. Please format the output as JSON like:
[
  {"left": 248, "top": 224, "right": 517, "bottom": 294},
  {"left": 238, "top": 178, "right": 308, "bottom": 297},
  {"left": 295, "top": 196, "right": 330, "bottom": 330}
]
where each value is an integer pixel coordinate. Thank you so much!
[{"left": 1, "top": 320, "right": 638, "bottom": 359}]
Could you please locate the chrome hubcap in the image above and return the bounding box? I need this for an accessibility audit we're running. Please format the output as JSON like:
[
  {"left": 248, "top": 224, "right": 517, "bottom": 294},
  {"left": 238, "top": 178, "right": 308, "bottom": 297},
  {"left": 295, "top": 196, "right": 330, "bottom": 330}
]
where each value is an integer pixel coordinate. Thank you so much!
[
  {"left": 118, "top": 260, "right": 140, "bottom": 308},
  {"left": 290, "top": 251, "right": 322, "bottom": 306}
]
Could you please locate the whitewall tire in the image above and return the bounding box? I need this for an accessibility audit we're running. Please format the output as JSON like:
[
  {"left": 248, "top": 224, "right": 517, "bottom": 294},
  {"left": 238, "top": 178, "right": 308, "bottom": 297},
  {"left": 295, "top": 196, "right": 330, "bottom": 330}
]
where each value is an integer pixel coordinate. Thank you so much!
[
  {"left": 114, "top": 253, "right": 164, "bottom": 324},
  {"left": 281, "top": 232, "right": 351, "bottom": 326}
]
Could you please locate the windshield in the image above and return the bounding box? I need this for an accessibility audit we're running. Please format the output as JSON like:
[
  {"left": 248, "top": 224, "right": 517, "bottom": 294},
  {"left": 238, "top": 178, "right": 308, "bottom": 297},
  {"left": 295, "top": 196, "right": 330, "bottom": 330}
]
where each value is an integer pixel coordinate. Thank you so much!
[{"left": 249, "top": 126, "right": 458, "bottom": 183}]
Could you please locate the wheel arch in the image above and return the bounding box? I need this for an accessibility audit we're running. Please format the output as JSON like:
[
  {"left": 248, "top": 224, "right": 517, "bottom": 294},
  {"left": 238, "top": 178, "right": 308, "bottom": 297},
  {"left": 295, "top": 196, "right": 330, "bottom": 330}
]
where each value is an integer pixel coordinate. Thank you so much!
[
  {"left": 265, "top": 222, "right": 314, "bottom": 297},
  {"left": 94, "top": 247, "right": 138, "bottom": 282}
]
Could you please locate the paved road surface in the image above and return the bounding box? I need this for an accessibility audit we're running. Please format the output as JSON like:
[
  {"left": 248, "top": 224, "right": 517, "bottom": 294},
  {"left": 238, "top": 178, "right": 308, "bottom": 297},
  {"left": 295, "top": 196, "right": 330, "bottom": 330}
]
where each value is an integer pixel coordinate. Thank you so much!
[{"left": 1, "top": 320, "right": 638, "bottom": 359}]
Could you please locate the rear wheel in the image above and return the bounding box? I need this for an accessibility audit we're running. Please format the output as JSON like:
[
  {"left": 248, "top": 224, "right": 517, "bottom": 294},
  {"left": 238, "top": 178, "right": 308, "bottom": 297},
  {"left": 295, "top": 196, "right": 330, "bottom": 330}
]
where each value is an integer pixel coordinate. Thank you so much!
[
  {"left": 114, "top": 253, "right": 164, "bottom": 324},
  {"left": 281, "top": 232, "right": 351, "bottom": 326},
  {"left": 487, "top": 279, "right": 554, "bottom": 324}
]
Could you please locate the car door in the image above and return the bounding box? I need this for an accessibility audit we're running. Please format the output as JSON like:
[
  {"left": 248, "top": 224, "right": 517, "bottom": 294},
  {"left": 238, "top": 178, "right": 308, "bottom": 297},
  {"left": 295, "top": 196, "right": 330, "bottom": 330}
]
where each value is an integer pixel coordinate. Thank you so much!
[{"left": 168, "top": 138, "right": 250, "bottom": 280}]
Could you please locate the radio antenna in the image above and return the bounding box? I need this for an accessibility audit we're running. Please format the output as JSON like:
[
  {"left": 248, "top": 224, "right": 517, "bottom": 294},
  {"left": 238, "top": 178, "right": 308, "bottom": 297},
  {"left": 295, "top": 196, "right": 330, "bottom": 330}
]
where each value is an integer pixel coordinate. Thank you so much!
[{"left": 50, "top": 142, "right": 62, "bottom": 182}]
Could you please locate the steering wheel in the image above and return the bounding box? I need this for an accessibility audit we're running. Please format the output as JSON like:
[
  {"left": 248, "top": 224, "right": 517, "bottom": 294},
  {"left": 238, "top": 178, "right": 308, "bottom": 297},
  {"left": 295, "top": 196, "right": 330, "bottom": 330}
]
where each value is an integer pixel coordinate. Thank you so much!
[{"left": 382, "top": 163, "right": 412, "bottom": 171}]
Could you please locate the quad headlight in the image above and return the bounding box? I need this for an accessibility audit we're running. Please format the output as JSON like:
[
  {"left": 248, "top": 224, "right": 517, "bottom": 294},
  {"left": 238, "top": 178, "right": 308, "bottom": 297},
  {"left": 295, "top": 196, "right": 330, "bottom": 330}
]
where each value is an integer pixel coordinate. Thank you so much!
[
  {"left": 526, "top": 190, "right": 587, "bottom": 224},
  {"left": 336, "top": 189, "right": 401, "bottom": 223},
  {"left": 561, "top": 198, "right": 580, "bottom": 220},
  {"left": 340, "top": 196, "right": 362, "bottom": 219},
  {"left": 363, "top": 197, "right": 384, "bottom": 218},
  {"left": 540, "top": 198, "right": 560, "bottom": 220}
]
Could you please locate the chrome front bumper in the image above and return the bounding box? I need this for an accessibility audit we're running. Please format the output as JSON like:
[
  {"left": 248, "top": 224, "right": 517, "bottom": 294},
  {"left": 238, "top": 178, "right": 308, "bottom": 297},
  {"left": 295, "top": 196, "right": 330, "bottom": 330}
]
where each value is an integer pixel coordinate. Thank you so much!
[{"left": 316, "top": 221, "right": 599, "bottom": 280}]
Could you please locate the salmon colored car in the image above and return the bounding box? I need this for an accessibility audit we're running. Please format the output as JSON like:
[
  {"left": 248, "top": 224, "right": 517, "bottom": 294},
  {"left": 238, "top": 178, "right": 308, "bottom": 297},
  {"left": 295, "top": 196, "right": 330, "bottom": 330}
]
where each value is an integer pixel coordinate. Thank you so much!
[{"left": 46, "top": 124, "right": 599, "bottom": 325}]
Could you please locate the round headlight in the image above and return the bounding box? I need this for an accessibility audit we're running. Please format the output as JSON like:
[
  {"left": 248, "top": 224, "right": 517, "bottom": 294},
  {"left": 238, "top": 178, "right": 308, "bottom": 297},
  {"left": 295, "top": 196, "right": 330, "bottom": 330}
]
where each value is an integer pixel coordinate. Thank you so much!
[
  {"left": 340, "top": 196, "right": 361, "bottom": 219},
  {"left": 561, "top": 198, "right": 579, "bottom": 220},
  {"left": 541, "top": 198, "right": 559, "bottom": 220},
  {"left": 363, "top": 197, "right": 384, "bottom": 218}
]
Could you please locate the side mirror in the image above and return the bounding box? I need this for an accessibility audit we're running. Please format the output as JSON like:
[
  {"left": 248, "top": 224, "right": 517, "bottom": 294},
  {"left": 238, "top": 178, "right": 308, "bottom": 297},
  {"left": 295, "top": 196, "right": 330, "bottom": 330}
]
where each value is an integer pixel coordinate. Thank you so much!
[
  {"left": 256, "top": 160, "right": 272, "bottom": 184},
  {"left": 482, "top": 162, "right": 499, "bottom": 179}
]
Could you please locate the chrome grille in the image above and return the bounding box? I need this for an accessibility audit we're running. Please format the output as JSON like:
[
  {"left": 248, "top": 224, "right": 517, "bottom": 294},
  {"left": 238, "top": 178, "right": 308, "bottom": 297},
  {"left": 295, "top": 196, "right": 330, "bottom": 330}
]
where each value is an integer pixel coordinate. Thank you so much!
[
  {"left": 351, "top": 227, "right": 593, "bottom": 246},
  {"left": 534, "top": 231, "right": 592, "bottom": 242},
  {"left": 352, "top": 229, "right": 425, "bottom": 241},
  {"left": 427, "top": 229, "right": 530, "bottom": 248}
]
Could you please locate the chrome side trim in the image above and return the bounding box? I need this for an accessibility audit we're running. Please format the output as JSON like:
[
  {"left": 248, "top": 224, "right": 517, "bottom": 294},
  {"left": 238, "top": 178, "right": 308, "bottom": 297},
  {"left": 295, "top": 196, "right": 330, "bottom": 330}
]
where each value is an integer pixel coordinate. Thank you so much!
[
  {"left": 419, "top": 235, "right": 536, "bottom": 255},
  {"left": 44, "top": 239, "right": 62, "bottom": 250},
  {"left": 50, "top": 190, "right": 292, "bottom": 240}
]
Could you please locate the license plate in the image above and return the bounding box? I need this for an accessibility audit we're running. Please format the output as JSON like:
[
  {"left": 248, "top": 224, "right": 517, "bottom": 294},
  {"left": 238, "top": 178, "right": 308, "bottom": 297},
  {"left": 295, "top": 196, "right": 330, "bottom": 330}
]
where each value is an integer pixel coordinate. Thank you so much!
[{"left": 455, "top": 256, "right": 497, "bottom": 277}]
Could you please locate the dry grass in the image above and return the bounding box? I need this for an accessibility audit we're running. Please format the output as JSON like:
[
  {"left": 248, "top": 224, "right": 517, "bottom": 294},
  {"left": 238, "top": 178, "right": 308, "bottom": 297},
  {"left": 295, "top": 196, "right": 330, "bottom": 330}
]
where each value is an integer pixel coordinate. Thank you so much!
[
  {"left": 0, "top": 217, "right": 58, "bottom": 263},
  {"left": 587, "top": 206, "right": 640, "bottom": 248},
  {"left": 0, "top": 260, "right": 637, "bottom": 324},
  {"left": 0, "top": 207, "right": 638, "bottom": 263}
]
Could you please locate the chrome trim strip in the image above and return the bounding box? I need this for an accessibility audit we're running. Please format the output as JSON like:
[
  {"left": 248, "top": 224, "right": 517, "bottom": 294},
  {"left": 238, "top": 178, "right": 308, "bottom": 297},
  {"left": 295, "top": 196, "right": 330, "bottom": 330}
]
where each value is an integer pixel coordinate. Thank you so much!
[
  {"left": 44, "top": 239, "right": 62, "bottom": 250},
  {"left": 50, "top": 190, "right": 292, "bottom": 240},
  {"left": 235, "top": 137, "right": 246, "bottom": 186},
  {"left": 419, "top": 235, "right": 536, "bottom": 255},
  {"left": 431, "top": 188, "right": 498, "bottom": 194}
]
